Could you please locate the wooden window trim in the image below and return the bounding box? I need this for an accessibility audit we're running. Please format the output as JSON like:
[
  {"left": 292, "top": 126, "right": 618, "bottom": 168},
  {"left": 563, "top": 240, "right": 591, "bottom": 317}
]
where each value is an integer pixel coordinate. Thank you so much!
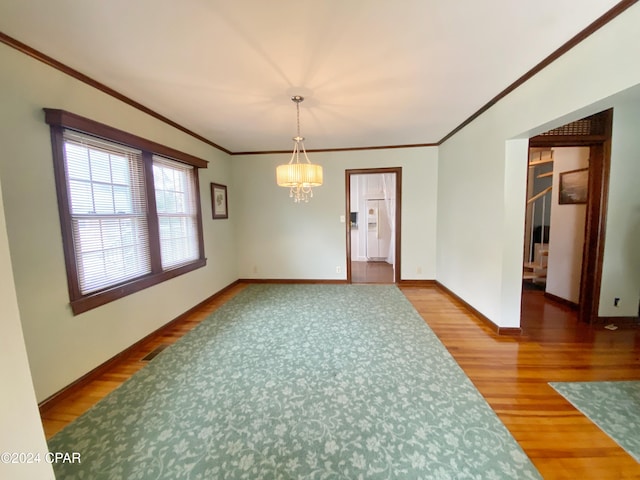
[
  {"left": 45, "top": 109, "right": 208, "bottom": 168},
  {"left": 45, "top": 109, "right": 208, "bottom": 315}
]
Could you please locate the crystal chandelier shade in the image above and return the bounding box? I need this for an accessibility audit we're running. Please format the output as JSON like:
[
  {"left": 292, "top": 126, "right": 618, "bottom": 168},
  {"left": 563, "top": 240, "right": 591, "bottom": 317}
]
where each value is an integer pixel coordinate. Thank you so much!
[{"left": 276, "top": 95, "right": 323, "bottom": 203}]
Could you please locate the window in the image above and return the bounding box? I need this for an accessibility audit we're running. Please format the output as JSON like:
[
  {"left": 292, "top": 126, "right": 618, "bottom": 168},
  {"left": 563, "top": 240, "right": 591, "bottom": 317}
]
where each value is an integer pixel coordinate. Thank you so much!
[
  {"left": 46, "top": 109, "right": 207, "bottom": 314},
  {"left": 153, "top": 156, "right": 200, "bottom": 269},
  {"left": 64, "top": 131, "right": 151, "bottom": 294}
]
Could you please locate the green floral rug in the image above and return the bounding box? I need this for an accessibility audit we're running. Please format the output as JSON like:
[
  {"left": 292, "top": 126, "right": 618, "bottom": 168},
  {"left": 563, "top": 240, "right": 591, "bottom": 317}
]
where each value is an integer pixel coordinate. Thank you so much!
[
  {"left": 550, "top": 381, "right": 640, "bottom": 463},
  {"left": 49, "top": 284, "right": 541, "bottom": 479}
]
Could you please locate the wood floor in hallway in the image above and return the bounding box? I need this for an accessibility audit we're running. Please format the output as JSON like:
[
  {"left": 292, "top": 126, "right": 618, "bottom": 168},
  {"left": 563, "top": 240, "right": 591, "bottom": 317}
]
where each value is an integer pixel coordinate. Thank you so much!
[
  {"left": 351, "top": 260, "right": 394, "bottom": 283},
  {"left": 40, "top": 283, "right": 640, "bottom": 478}
]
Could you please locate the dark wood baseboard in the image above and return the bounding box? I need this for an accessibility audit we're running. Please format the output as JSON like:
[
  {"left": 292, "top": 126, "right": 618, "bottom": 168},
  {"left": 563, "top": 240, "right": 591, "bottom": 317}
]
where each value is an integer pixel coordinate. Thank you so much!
[
  {"left": 594, "top": 315, "right": 640, "bottom": 327},
  {"left": 238, "top": 278, "right": 348, "bottom": 284},
  {"left": 544, "top": 292, "right": 579, "bottom": 310},
  {"left": 398, "top": 279, "right": 437, "bottom": 287},
  {"left": 241, "top": 278, "right": 436, "bottom": 287},
  {"left": 38, "top": 280, "right": 240, "bottom": 414},
  {"left": 435, "top": 281, "right": 522, "bottom": 336},
  {"left": 542, "top": 293, "right": 638, "bottom": 326}
]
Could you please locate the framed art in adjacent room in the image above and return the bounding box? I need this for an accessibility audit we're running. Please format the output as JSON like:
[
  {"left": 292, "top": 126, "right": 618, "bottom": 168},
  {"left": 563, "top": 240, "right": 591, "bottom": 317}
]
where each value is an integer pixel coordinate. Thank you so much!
[
  {"left": 559, "top": 168, "right": 589, "bottom": 204},
  {"left": 211, "top": 183, "right": 228, "bottom": 219}
]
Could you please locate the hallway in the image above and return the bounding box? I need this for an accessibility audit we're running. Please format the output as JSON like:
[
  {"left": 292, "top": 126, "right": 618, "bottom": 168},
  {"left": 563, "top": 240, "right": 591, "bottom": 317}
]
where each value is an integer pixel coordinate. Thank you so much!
[
  {"left": 520, "top": 288, "right": 639, "bottom": 343},
  {"left": 351, "top": 260, "right": 394, "bottom": 284}
]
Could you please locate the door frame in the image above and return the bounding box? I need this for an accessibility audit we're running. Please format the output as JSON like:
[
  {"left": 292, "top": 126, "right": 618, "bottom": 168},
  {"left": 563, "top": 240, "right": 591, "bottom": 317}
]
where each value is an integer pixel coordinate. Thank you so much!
[
  {"left": 345, "top": 167, "right": 402, "bottom": 284},
  {"left": 527, "top": 109, "right": 612, "bottom": 324}
]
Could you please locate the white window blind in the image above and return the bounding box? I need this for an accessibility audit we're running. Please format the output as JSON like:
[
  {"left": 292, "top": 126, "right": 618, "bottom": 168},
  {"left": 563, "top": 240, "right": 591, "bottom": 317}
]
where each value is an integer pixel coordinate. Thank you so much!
[
  {"left": 63, "top": 130, "right": 151, "bottom": 294},
  {"left": 152, "top": 155, "right": 199, "bottom": 269}
]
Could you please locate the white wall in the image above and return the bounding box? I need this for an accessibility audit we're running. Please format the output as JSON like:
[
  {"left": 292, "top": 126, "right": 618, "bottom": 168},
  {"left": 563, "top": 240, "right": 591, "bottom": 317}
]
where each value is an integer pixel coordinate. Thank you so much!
[
  {"left": 0, "top": 181, "right": 54, "bottom": 479},
  {"left": 599, "top": 96, "right": 640, "bottom": 316},
  {"left": 437, "top": 3, "right": 640, "bottom": 327},
  {"left": 546, "top": 147, "right": 589, "bottom": 304},
  {"left": 232, "top": 148, "right": 438, "bottom": 281},
  {"left": 0, "top": 43, "right": 238, "bottom": 401}
]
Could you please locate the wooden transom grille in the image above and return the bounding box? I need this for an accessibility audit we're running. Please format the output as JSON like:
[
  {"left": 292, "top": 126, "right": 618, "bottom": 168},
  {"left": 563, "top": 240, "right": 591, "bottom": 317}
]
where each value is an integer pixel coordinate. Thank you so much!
[{"left": 539, "top": 113, "right": 605, "bottom": 136}]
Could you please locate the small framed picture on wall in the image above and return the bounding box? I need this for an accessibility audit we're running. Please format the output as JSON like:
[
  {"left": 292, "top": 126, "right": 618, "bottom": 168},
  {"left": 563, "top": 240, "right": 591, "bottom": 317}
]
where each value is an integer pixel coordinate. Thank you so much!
[
  {"left": 559, "top": 168, "right": 588, "bottom": 204},
  {"left": 211, "top": 183, "right": 228, "bottom": 219}
]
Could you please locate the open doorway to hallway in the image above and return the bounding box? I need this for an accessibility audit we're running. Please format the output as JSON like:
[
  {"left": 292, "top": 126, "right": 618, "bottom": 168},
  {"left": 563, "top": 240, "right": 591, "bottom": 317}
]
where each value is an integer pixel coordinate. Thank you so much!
[
  {"left": 345, "top": 168, "right": 402, "bottom": 284},
  {"left": 522, "top": 109, "right": 612, "bottom": 325},
  {"left": 523, "top": 146, "right": 589, "bottom": 306}
]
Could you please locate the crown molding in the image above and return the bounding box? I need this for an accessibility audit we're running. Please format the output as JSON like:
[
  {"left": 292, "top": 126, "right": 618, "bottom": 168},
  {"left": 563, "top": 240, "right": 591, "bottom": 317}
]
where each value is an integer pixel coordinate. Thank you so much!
[
  {"left": 2, "top": 0, "right": 637, "bottom": 154},
  {"left": 0, "top": 31, "right": 231, "bottom": 155}
]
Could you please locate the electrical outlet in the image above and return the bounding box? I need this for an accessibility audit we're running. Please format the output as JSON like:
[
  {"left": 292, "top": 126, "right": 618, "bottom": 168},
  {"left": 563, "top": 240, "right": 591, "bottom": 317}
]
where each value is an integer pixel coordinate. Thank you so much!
[
  {"left": 417, "top": 266, "right": 422, "bottom": 274},
  {"left": 252, "top": 265, "right": 258, "bottom": 274},
  {"left": 336, "top": 266, "right": 341, "bottom": 274},
  {"left": 614, "top": 297, "right": 620, "bottom": 307}
]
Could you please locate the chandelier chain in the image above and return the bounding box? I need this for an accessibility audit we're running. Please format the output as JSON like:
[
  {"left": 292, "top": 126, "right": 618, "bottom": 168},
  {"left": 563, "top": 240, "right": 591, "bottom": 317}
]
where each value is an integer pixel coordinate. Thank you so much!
[{"left": 296, "top": 100, "right": 301, "bottom": 139}]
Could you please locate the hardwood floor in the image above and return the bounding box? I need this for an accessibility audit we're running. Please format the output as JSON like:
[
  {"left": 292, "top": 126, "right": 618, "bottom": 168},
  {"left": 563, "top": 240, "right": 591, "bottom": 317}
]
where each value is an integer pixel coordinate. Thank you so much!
[
  {"left": 40, "top": 283, "right": 640, "bottom": 478},
  {"left": 39, "top": 282, "right": 249, "bottom": 439},
  {"left": 351, "top": 260, "right": 394, "bottom": 283},
  {"left": 401, "top": 286, "right": 640, "bottom": 479}
]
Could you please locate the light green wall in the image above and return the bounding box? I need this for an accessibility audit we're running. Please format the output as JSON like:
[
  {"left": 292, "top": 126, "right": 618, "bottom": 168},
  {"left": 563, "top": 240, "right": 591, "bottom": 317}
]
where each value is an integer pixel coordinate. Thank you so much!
[
  {"left": 0, "top": 43, "right": 238, "bottom": 401},
  {"left": 231, "top": 148, "right": 438, "bottom": 281},
  {"left": 0, "top": 178, "right": 54, "bottom": 479},
  {"left": 437, "top": 3, "right": 640, "bottom": 326}
]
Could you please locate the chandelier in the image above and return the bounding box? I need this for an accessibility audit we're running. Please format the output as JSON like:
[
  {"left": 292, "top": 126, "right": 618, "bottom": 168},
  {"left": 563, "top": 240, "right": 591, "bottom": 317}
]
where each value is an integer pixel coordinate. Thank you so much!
[{"left": 276, "top": 95, "right": 323, "bottom": 203}]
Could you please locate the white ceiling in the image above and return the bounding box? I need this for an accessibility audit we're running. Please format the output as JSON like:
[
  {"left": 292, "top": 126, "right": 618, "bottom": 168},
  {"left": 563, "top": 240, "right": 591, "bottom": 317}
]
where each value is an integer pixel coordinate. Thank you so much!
[{"left": 0, "top": 0, "right": 622, "bottom": 152}]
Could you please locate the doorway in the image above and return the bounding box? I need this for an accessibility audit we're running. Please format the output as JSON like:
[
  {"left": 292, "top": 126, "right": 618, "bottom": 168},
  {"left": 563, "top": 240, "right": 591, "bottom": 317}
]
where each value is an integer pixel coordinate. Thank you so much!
[
  {"left": 523, "top": 109, "right": 612, "bottom": 324},
  {"left": 523, "top": 146, "right": 589, "bottom": 302},
  {"left": 345, "top": 168, "right": 402, "bottom": 284}
]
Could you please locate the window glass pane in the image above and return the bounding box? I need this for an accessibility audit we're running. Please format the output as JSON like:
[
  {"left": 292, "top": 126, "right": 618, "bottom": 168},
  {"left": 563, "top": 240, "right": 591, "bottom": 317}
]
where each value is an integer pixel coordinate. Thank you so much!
[
  {"left": 78, "top": 250, "right": 106, "bottom": 288},
  {"left": 175, "top": 192, "right": 185, "bottom": 212},
  {"left": 89, "top": 150, "right": 111, "bottom": 183},
  {"left": 158, "top": 216, "right": 198, "bottom": 268},
  {"left": 93, "top": 184, "right": 114, "bottom": 214},
  {"left": 65, "top": 144, "right": 90, "bottom": 181},
  {"left": 162, "top": 168, "right": 175, "bottom": 192},
  {"left": 113, "top": 186, "right": 132, "bottom": 214},
  {"left": 75, "top": 219, "right": 102, "bottom": 252},
  {"left": 110, "top": 155, "right": 130, "bottom": 185},
  {"left": 73, "top": 217, "right": 150, "bottom": 294},
  {"left": 69, "top": 180, "right": 94, "bottom": 214},
  {"left": 103, "top": 248, "right": 125, "bottom": 281},
  {"left": 153, "top": 166, "right": 164, "bottom": 190},
  {"left": 100, "top": 220, "right": 123, "bottom": 250}
]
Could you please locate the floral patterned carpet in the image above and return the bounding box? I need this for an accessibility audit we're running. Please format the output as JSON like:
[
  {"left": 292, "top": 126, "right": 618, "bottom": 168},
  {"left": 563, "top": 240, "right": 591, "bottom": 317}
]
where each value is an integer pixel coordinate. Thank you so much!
[
  {"left": 49, "top": 284, "right": 541, "bottom": 479},
  {"left": 550, "top": 381, "right": 640, "bottom": 463}
]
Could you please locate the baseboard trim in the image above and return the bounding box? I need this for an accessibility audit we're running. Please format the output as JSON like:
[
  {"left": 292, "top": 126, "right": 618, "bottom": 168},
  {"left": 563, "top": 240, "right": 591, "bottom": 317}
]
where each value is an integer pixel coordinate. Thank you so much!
[
  {"left": 435, "top": 281, "right": 522, "bottom": 336},
  {"left": 398, "top": 279, "right": 437, "bottom": 287},
  {"left": 594, "top": 315, "right": 640, "bottom": 327},
  {"left": 238, "top": 278, "right": 348, "bottom": 284},
  {"left": 38, "top": 280, "right": 241, "bottom": 414},
  {"left": 240, "top": 279, "right": 436, "bottom": 287},
  {"left": 544, "top": 292, "right": 579, "bottom": 310}
]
